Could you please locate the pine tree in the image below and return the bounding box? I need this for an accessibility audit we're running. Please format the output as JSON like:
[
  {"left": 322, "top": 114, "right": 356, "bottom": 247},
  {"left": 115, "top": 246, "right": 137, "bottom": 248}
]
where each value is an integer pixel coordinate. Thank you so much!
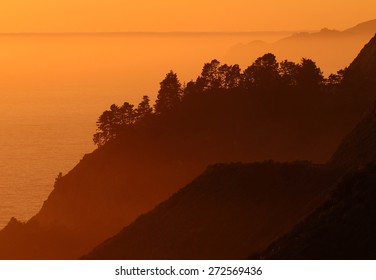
[{"left": 154, "top": 71, "right": 182, "bottom": 114}]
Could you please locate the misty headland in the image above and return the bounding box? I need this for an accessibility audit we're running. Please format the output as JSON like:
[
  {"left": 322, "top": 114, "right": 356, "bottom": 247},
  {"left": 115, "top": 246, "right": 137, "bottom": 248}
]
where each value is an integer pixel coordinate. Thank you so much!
[{"left": 0, "top": 19, "right": 376, "bottom": 260}]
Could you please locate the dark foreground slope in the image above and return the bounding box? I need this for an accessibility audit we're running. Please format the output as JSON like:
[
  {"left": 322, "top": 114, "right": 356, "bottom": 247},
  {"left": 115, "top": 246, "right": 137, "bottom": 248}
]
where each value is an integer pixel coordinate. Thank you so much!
[
  {"left": 258, "top": 105, "right": 376, "bottom": 259},
  {"left": 342, "top": 31, "right": 376, "bottom": 97},
  {"left": 327, "top": 34, "right": 376, "bottom": 170},
  {"left": 259, "top": 164, "right": 376, "bottom": 259},
  {"left": 84, "top": 162, "right": 342, "bottom": 260},
  {"left": 330, "top": 108, "right": 376, "bottom": 169}
]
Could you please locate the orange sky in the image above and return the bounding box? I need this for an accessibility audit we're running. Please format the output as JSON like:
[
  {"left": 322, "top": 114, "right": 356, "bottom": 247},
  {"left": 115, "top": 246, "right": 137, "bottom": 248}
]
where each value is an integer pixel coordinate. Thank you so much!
[{"left": 0, "top": 0, "right": 375, "bottom": 33}]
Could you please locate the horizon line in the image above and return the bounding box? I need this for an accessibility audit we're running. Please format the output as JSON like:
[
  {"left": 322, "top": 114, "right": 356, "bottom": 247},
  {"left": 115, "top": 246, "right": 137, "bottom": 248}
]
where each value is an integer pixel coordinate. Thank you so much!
[{"left": 0, "top": 30, "right": 302, "bottom": 37}]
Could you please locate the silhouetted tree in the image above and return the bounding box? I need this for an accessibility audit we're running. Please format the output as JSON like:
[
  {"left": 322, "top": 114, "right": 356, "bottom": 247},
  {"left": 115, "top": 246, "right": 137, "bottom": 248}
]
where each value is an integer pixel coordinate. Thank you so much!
[
  {"left": 324, "top": 69, "right": 346, "bottom": 93},
  {"left": 135, "top": 95, "right": 153, "bottom": 121},
  {"left": 92, "top": 51, "right": 362, "bottom": 152},
  {"left": 183, "top": 81, "right": 199, "bottom": 98},
  {"left": 327, "top": 69, "right": 345, "bottom": 86},
  {"left": 196, "top": 59, "right": 222, "bottom": 91},
  {"left": 196, "top": 60, "right": 242, "bottom": 91},
  {"left": 155, "top": 71, "right": 182, "bottom": 114},
  {"left": 279, "top": 60, "right": 299, "bottom": 86},
  {"left": 219, "top": 64, "right": 242, "bottom": 89},
  {"left": 93, "top": 102, "right": 136, "bottom": 146},
  {"left": 93, "top": 105, "right": 120, "bottom": 146},
  {"left": 296, "top": 58, "right": 324, "bottom": 90},
  {"left": 243, "top": 53, "right": 280, "bottom": 90},
  {"left": 119, "top": 102, "right": 136, "bottom": 125},
  {"left": 54, "top": 172, "right": 63, "bottom": 188}
]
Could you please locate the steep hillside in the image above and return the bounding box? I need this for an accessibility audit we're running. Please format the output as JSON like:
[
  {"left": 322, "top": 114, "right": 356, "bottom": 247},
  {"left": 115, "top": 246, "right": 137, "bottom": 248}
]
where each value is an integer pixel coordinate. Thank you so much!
[
  {"left": 0, "top": 86, "right": 362, "bottom": 259},
  {"left": 84, "top": 162, "right": 342, "bottom": 260},
  {"left": 342, "top": 34, "right": 376, "bottom": 95},
  {"left": 258, "top": 67, "right": 376, "bottom": 259},
  {"left": 0, "top": 132, "right": 207, "bottom": 259},
  {"left": 259, "top": 164, "right": 376, "bottom": 259},
  {"left": 328, "top": 34, "right": 376, "bottom": 169},
  {"left": 82, "top": 33, "right": 376, "bottom": 260},
  {"left": 329, "top": 108, "right": 376, "bottom": 169}
]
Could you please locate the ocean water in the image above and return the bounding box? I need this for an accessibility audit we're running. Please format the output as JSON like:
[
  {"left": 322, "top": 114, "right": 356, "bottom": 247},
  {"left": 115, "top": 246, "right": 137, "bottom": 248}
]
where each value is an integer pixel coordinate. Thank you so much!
[{"left": 0, "top": 32, "right": 290, "bottom": 229}]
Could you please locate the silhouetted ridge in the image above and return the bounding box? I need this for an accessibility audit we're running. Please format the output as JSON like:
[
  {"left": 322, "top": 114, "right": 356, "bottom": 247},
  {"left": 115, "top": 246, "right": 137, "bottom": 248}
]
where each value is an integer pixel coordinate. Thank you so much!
[
  {"left": 84, "top": 162, "right": 342, "bottom": 260},
  {"left": 258, "top": 163, "right": 376, "bottom": 259},
  {"left": 342, "top": 34, "right": 376, "bottom": 95},
  {"left": 1, "top": 33, "right": 376, "bottom": 260},
  {"left": 256, "top": 44, "right": 376, "bottom": 258},
  {"left": 2, "top": 218, "right": 23, "bottom": 231},
  {"left": 327, "top": 34, "right": 376, "bottom": 169},
  {"left": 0, "top": 217, "right": 89, "bottom": 259},
  {"left": 329, "top": 107, "right": 376, "bottom": 169},
  {"left": 343, "top": 19, "right": 376, "bottom": 34}
]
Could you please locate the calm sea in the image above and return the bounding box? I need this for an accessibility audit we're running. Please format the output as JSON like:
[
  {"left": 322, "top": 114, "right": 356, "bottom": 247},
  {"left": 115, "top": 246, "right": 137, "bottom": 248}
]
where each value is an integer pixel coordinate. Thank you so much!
[{"left": 0, "top": 32, "right": 290, "bottom": 229}]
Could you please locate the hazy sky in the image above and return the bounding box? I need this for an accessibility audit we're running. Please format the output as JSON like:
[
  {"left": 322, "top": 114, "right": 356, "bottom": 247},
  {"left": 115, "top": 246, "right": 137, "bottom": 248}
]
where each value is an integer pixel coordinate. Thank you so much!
[{"left": 0, "top": 0, "right": 375, "bottom": 32}]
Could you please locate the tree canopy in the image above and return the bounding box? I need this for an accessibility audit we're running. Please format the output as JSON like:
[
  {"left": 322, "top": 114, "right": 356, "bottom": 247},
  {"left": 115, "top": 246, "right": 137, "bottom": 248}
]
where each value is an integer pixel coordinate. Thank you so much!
[
  {"left": 93, "top": 53, "right": 346, "bottom": 147},
  {"left": 154, "top": 71, "right": 182, "bottom": 114}
]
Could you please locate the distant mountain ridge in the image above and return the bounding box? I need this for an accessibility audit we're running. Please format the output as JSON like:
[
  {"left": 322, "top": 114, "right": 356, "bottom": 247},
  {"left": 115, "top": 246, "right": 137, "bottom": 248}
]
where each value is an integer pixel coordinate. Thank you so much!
[
  {"left": 226, "top": 19, "right": 376, "bottom": 75},
  {"left": 344, "top": 19, "right": 376, "bottom": 34}
]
